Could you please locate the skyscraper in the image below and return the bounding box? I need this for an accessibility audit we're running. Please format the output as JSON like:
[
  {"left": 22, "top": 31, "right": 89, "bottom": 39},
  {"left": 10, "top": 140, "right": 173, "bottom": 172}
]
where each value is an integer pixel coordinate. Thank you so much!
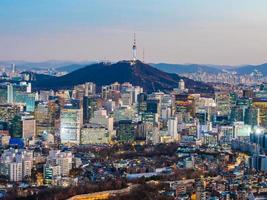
[
  {"left": 7, "top": 84, "right": 13, "bottom": 104},
  {"left": 60, "top": 103, "right": 83, "bottom": 145}
]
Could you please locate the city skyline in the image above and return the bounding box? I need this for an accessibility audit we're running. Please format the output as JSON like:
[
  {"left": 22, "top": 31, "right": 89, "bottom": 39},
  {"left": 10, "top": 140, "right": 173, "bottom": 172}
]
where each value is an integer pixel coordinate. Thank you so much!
[{"left": 1, "top": 0, "right": 267, "bottom": 65}]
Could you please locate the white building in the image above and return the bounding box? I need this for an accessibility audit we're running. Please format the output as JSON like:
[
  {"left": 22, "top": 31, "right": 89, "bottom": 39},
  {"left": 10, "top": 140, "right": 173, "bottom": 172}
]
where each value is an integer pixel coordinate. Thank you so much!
[
  {"left": 168, "top": 117, "right": 178, "bottom": 139},
  {"left": 0, "top": 149, "right": 33, "bottom": 182},
  {"left": 60, "top": 107, "right": 83, "bottom": 145},
  {"left": 81, "top": 124, "right": 110, "bottom": 144},
  {"left": 46, "top": 150, "right": 73, "bottom": 177},
  {"left": 9, "top": 162, "right": 23, "bottom": 182},
  {"left": 90, "top": 109, "right": 114, "bottom": 131}
]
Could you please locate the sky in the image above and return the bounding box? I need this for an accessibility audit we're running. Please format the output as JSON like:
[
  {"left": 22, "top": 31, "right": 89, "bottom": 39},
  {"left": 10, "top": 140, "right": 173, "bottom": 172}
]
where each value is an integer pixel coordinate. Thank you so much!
[{"left": 1, "top": 0, "right": 267, "bottom": 65}]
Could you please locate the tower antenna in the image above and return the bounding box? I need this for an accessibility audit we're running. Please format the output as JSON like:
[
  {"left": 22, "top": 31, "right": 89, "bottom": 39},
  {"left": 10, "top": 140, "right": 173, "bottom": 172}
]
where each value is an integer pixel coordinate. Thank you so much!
[{"left": 132, "top": 33, "right": 137, "bottom": 61}]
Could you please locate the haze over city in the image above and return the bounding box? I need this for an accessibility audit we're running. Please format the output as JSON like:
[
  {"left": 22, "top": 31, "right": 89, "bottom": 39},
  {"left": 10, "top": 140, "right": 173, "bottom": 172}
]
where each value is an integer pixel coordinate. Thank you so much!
[{"left": 2, "top": 0, "right": 267, "bottom": 65}]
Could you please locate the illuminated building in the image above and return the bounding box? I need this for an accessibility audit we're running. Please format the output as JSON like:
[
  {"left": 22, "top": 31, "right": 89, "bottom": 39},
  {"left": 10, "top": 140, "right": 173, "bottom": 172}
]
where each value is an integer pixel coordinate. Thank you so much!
[
  {"left": 46, "top": 150, "right": 73, "bottom": 177},
  {"left": 0, "top": 86, "right": 7, "bottom": 104},
  {"left": 215, "top": 92, "right": 230, "bottom": 116},
  {"left": 146, "top": 99, "right": 159, "bottom": 114},
  {"left": 22, "top": 116, "right": 36, "bottom": 139},
  {"left": 115, "top": 120, "right": 136, "bottom": 142},
  {"left": 253, "top": 98, "right": 267, "bottom": 127},
  {"left": 168, "top": 117, "right": 178, "bottom": 139},
  {"left": 7, "top": 84, "right": 13, "bottom": 104},
  {"left": 60, "top": 102, "right": 83, "bottom": 145},
  {"left": 244, "top": 106, "right": 259, "bottom": 126},
  {"left": 0, "top": 121, "right": 9, "bottom": 135},
  {"left": 121, "top": 92, "right": 133, "bottom": 106},
  {"left": 81, "top": 124, "right": 110, "bottom": 144},
  {"left": 35, "top": 102, "right": 54, "bottom": 135},
  {"left": 178, "top": 79, "right": 185, "bottom": 91},
  {"left": 137, "top": 93, "right": 147, "bottom": 113},
  {"left": 10, "top": 115, "right": 22, "bottom": 138},
  {"left": 90, "top": 109, "right": 113, "bottom": 131}
]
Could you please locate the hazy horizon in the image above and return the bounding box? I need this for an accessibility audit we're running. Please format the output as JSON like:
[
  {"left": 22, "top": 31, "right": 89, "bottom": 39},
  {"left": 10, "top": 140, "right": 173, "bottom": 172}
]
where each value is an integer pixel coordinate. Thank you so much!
[{"left": 1, "top": 0, "right": 267, "bottom": 65}]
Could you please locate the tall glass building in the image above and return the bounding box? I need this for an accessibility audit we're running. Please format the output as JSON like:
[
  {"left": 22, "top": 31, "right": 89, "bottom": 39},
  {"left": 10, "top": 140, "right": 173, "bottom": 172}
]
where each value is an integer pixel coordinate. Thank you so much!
[{"left": 60, "top": 102, "right": 83, "bottom": 145}]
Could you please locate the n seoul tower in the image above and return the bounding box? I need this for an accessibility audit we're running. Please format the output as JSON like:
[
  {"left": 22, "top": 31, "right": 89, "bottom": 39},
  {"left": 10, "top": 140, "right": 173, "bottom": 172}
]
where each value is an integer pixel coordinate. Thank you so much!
[{"left": 132, "top": 33, "right": 137, "bottom": 62}]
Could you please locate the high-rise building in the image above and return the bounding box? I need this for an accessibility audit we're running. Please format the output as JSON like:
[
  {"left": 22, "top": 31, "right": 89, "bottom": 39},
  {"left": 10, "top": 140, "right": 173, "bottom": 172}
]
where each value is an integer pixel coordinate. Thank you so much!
[
  {"left": 35, "top": 102, "right": 54, "bottom": 135},
  {"left": 46, "top": 150, "right": 73, "bottom": 177},
  {"left": 60, "top": 103, "right": 83, "bottom": 145},
  {"left": 90, "top": 109, "right": 114, "bottom": 132},
  {"left": 146, "top": 99, "right": 159, "bottom": 114},
  {"left": 168, "top": 117, "right": 178, "bottom": 139},
  {"left": 10, "top": 115, "right": 22, "bottom": 138},
  {"left": 121, "top": 92, "right": 133, "bottom": 106},
  {"left": 81, "top": 124, "right": 110, "bottom": 144},
  {"left": 178, "top": 79, "right": 185, "bottom": 91},
  {"left": 137, "top": 93, "right": 147, "bottom": 113},
  {"left": 116, "top": 120, "right": 136, "bottom": 142},
  {"left": 7, "top": 84, "right": 13, "bottom": 104},
  {"left": 244, "top": 107, "right": 260, "bottom": 126},
  {"left": 9, "top": 162, "right": 22, "bottom": 182},
  {"left": 0, "top": 149, "right": 33, "bottom": 182},
  {"left": 22, "top": 116, "right": 36, "bottom": 140}
]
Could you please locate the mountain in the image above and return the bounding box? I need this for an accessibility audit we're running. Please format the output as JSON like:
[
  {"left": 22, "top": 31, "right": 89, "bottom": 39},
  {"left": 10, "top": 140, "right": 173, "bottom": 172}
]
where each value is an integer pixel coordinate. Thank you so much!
[
  {"left": 151, "top": 63, "right": 223, "bottom": 74},
  {"left": 0, "top": 60, "right": 95, "bottom": 71},
  {"left": 233, "top": 63, "right": 267, "bottom": 75},
  {"left": 21, "top": 71, "right": 54, "bottom": 81},
  {"left": 151, "top": 62, "right": 267, "bottom": 76},
  {"left": 55, "top": 64, "right": 89, "bottom": 73},
  {"left": 33, "top": 60, "right": 214, "bottom": 94}
]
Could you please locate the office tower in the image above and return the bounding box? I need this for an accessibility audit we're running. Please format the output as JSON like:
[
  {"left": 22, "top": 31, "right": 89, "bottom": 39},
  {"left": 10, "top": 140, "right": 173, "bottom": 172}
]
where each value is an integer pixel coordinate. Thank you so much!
[
  {"left": 104, "top": 99, "right": 116, "bottom": 113},
  {"left": 230, "top": 106, "right": 245, "bottom": 123},
  {"left": 146, "top": 99, "right": 159, "bottom": 114},
  {"left": 85, "top": 82, "right": 96, "bottom": 96},
  {"left": 116, "top": 120, "right": 136, "bottom": 142},
  {"left": 83, "top": 96, "right": 89, "bottom": 124},
  {"left": 10, "top": 115, "right": 22, "bottom": 138},
  {"left": 0, "top": 121, "right": 9, "bottom": 135},
  {"left": 168, "top": 117, "right": 178, "bottom": 139},
  {"left": 9, "top": 162, "right": 23, "bottom": 182},
  {"left": 0, "top": 149, "right": 33, "bottom": 182},
  {"left": 121, "top": 92, "right": 133, "bottom": 106},
  {"left": 81, "top": 124, "right": 110, "bottom": 144},
  {"left": 57, "top": 152, "right": 73, "bottom": 176},
  {"left": 35, "top": 102, "right": 54, "bottom": 135},
  {"left": 90, "top": 109, "right": 114, "bottom": 132},
  {"left": 26, "top": 83, "right": 32, "bottom": 93},
  {"left": 11, "top": 64, "right": 16, "bottom": 74},
  {"left": 46, "top": 150, "right": 73, "bottom": 177},
  {"left": 0, "top": 86, "right": 7, "bottom": 104},
  {"left": 243, "top": 89, "right": 254, "bottom": 99},
  {"left": 137, "top": 93, "right": 147, "bottom": 113},
  {"left": 178, "top": 79, "right": 185, "bottom": 91},
  {"left": 196, "top": 110, "right": 208, "bottom": 125},
  {"left": 244, "top": 107, "right": 260, "bottom": 126},
  {"left": 60, "top": 103, "right": 83, "bottom": 145},
  {"left": 7, "top": 84, "right": 13, "bottom": 104},
  {"left": 22, "top": 116, "right": 36, "bottom": 140},
  {"left": 252, "top": 98, "right": 267, "bottom": 127}
]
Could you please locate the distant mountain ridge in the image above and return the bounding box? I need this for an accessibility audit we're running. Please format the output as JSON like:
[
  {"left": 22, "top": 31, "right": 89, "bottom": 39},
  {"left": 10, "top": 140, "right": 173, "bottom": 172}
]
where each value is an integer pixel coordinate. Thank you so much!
[
  {"left": 232, "top": 63, "right": 267, "bottom": 75},
  {"left": 2, "top": 60, "right": 267, "bottom": 76},
  {"left": 151, "top": 63, "right": 222, "bottom": 74},
  {"left": 152, "top": 62, "right": 267, "bottom": 76},
  {"left": 33, "top": 60, "right": 214, "bottom": 94}
]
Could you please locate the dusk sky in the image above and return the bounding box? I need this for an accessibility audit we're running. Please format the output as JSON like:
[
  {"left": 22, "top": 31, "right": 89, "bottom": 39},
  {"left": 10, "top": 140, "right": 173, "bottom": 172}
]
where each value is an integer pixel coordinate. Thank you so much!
[{"left": 1, "top": 0, "right": 267, "bottom": 65}]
